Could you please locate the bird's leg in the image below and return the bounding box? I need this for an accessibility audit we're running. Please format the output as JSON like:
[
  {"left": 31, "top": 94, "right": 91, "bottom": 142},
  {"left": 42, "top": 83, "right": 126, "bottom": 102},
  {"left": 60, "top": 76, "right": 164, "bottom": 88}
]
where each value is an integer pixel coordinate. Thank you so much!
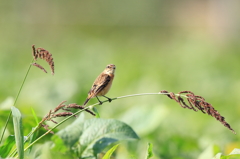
[
  {"left": 96, "top": 96, "right": 103, "bottom": 105},
  {"left": 103, "top": 95, "right": 112, "bottom": 103}
]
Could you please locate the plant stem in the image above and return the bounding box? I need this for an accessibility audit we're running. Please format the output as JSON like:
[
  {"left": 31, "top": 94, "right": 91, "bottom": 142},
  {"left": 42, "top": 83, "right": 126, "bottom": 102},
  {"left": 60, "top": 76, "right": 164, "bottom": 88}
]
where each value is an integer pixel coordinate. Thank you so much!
[
  {"left": 20, "top": 105, "right": 95, "bottom": 155},
  {"left": 14, "top": 91, "right": 185, "bottom": 157},
  {"left": 0, "top": 59, "right": 34, "bottom": 145},
  {"left": 14, "top": 60, "right": 34, "bottom": 106}
]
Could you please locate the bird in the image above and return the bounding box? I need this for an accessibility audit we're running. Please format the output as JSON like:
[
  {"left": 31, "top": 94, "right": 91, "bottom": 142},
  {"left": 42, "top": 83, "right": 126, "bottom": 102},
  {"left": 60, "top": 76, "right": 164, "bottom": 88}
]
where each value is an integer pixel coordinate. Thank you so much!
[{"left": 83, "top": 64, "right": 116, "bottom": 106}]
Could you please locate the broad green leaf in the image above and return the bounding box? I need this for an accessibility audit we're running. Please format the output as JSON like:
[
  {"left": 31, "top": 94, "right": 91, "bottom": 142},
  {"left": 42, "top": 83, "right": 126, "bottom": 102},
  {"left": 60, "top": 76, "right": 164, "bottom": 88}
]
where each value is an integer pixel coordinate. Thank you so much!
[
  {"left": 53, "top": 113, "right": 85, "bottom": 147},
  {"left": 120, "top": 104, "right": 168, "bottom": 136},
  {"left": 11, "top": 106, "right": 24, "bottom": 159},
  {"left": 38, "top": 142, "right": 72, "bottom": 159},
  {"left": 80, "top": 118, "right": 139, "bottom": 157},
  {"left": 102, "top": 144, "right": 119, "bottom": 159},
  {"left": 55, "top": 117, "right": 139, "bottom": 158},
  {"left": 51, "top": 135, "right": 69, "bottom": 153},
  {"left": 0, "top": 135, "right": 15, "bottom": 158},
  {"left": 145, "top": 143, "right": 153, "bottom": 159},
  {"left": 38, "top": 142, "right": 52, "bottom": 159}
]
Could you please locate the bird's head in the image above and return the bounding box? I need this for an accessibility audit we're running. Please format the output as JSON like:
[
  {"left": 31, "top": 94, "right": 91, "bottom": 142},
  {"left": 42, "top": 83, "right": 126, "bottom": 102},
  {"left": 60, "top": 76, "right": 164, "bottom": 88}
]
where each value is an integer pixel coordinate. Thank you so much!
[{"left": 104, "top": 64, "right": 116, "bottom": 74}]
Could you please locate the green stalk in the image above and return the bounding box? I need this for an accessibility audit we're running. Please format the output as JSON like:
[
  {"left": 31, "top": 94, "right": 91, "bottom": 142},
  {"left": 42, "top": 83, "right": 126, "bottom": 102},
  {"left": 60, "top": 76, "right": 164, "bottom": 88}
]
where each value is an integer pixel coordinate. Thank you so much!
[
  {"left": 17, "top": 92, "right": 183, "bottom": 156},
  {"left": 13, "top": 91, "right": 186, "bottom": 157},
  {"left": 19, "top": 104, "right": 96, "bottom": 156},
  {"left": 0, "top": 59, "right": 34, "bottom": 145}
]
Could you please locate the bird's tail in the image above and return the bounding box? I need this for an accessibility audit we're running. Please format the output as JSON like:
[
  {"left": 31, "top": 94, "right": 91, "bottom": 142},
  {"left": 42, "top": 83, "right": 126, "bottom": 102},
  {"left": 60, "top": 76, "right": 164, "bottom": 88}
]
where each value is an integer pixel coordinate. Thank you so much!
[{"left": 83, "top": 98, "right": 90, "bottom": 106}]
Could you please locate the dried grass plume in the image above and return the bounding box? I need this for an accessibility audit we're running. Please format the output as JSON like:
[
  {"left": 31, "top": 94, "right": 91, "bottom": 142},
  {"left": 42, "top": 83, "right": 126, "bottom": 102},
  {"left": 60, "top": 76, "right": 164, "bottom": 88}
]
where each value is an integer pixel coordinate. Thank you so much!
[
  {"left": 32, "top": 45, "right": 55, "bottom": 75},
  {"left": 161, "top": 90, "right": 236, "bottom": 134}
]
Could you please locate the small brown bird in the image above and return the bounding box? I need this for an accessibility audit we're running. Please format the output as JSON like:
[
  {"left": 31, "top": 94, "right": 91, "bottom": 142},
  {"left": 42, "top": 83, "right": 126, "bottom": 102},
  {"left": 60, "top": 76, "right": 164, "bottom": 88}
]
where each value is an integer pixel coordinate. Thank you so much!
[{"left": 83, "top": 64, "right": 116, "bottom": 106}]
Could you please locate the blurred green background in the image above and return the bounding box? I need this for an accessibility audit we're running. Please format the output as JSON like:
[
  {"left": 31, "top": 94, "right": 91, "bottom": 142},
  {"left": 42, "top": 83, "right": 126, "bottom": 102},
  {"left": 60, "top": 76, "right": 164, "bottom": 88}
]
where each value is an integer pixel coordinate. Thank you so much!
[{"left": 0, "top": 1, "right": 240, "bottom": 158}]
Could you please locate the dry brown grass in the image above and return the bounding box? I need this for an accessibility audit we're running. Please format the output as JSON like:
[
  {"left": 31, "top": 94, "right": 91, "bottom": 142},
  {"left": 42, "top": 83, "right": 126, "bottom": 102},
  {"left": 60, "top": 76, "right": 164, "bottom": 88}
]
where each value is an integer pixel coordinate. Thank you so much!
[
  {"left": 161, "top": 90, "right": 236, "bottom": 134},
  {"left": 32, "top": 45, "right": 55, "bottom": 75}
]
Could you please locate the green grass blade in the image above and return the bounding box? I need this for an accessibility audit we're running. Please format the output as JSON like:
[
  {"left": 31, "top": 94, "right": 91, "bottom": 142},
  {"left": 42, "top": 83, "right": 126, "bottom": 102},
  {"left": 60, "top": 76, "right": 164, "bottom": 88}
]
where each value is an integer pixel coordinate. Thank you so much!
[
  {"left": 102, "top": 144, "right": 119, "bottom": 159},
  {"left": 1, "top": 60, "right": 33, "bottom": 145},
  {"left": 146, "top": 143, "right": 153, "bottom": 159},
  {"left": 0, "top": 111, "right": 12, "bottom": 145},
  {"left": 11, "top": 106, "right": 24, "bottom": 159},
  {"left": 0, "top": 135, "right": 15, "bottom": 158},
  {"left": 31, "top": 107, "right": 39, "bottom": 124}
]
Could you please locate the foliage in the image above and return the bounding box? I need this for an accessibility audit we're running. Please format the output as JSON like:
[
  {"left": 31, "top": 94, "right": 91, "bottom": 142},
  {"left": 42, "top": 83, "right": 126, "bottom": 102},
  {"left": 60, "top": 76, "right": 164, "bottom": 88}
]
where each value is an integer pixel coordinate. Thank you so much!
[
  {"left": 146, "top": 143, "right": 153, "bottom": 159},
  {"left": 102, "top": 144, "right": 119, "bottom": 159},
  {"left": 1, "top": 3, "right": 240, "bottom": 157},
  {"left": 0, "top": 44, "right": 239, "bottom": 158},
  {"left": 52, "top": 115, "right": 139, "bottom": 158},
  {"left": 11, "top": 106, "right": 24, "bottom": 159}
]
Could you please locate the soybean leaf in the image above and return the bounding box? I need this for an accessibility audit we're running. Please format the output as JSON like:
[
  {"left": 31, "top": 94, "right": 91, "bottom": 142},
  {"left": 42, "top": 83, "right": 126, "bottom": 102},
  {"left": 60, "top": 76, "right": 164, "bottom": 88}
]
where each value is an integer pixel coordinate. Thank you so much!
[
  {"left": 55, "top": 117, "right": 139, "bottom": 158},
  {"left": 0, "top": 135, "right": 15, "bottom": 158},
  {"left": 53, "top": 113, "right": 85, "bottom": 148},
  {"left": 51, "top": 135, "right": 69, "bottom": 153},
  {"left": 38, "top": 142, "right": 73, "bottom": 159},
  {"left": 102, "top": 144, "right": 119, "bottom": 159},
  {"left": 11, "top": 106, "right": 24, "bottom": 159}
]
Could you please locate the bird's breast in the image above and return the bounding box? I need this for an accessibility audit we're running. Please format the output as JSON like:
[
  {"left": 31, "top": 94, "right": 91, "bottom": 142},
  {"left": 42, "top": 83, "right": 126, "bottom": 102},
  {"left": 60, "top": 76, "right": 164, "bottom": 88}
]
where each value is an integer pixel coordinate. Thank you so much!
[{"left": 97, "top": 74, "right": 114, "bottom": 96}]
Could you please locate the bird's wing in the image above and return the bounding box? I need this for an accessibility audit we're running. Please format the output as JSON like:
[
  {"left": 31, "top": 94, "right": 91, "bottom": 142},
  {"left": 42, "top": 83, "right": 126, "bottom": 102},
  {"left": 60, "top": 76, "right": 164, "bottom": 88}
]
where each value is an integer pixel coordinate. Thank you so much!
[{"left": 89, "top": 74, "right": 111, "bottom": 96}]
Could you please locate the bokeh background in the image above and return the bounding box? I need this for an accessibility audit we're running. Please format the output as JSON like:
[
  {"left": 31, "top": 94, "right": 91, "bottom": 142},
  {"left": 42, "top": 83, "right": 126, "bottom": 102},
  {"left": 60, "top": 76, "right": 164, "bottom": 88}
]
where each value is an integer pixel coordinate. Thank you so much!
[{"left": 0, "top": 1, "right": 240, "bottom": 158}]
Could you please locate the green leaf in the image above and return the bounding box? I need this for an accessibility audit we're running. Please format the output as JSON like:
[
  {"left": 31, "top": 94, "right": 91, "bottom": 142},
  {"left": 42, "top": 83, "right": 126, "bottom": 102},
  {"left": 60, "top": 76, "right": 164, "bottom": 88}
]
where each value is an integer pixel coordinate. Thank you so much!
[
  {"left": 55, "top": 117, "right": 139, "bottom": 158},
  {"left": 93, "top": 107, "right": 100, "bottom": 118},
  {"left": 145, "top": 143, "right": 153, "bottom": 159},
  {"left": 31, "top": 107, "right": 39, "bottom": 124},
  {"left": 53, "top": 113, "right": 85, "bottom": 148},
  {"left": 102, "top": 144, "right": 119, "bottom": 159},
  {"left": 11, "top": 106, "right": 24, "bottom": 159},
  {"left": 0, "top": 135, "right": 15, "bottom": 158},
  {"left": 51, "top": 135, "right": 69, "bottom": 153},
  {"left": 27, "top": 127, "right": 39, "bottom": 154},
  {"left": 220, "top": 154, "right": 240, "bottom": 159}
]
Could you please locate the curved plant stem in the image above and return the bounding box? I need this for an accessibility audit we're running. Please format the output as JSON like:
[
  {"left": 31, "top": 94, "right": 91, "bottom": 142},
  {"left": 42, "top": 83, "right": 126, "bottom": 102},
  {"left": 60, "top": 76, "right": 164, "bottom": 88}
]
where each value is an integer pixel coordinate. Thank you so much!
[
  {"left": 17, "top": 92, "right": 179, "bottom": 155},
  {"left": 14, "top": 60, "right": 34, "bottom": 106},
  {"left": 18, "top": 104, "right": 96, "bottom": 157},
  {"left": 14, "top": 91, "right": 186, "bottom": 157},
  {"left": 0, "top": 59, "right": 33, "bottom": 145}
]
